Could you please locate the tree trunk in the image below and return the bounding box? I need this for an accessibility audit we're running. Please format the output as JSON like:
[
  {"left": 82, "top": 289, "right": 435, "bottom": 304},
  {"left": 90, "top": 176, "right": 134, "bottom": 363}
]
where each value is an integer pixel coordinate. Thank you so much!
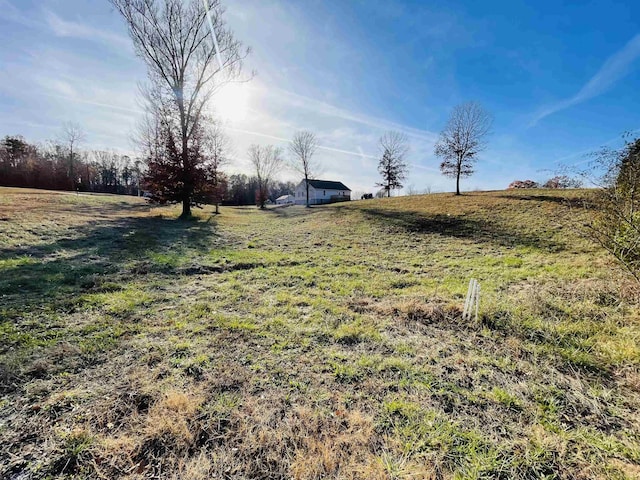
[
  {"left": 456, "top": 170, "right": 461, "bottom": 195},
  {"left": 305, "top": 176, "right": 310, "bottom": 207},
  {"left": 181, "top": 197, "right": 191, "bottom": 218},
  {"left": 69, "top": 145, "right": 74, "bottom": 191},
  {"left": 177, "top": 83, "right": 192, "bottom": 218}
]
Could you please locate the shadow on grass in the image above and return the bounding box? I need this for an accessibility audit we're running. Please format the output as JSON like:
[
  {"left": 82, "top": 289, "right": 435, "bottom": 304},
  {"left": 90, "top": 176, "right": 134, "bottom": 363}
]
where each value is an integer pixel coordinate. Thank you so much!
[
  {"left": 0, "top": 212, "right": 220, "bottom": 313},
  {"left": 356, "top": 206, "right": 563, "bottom": 250},
  {"left": 262, "top": 205, "right": 325, "bottom": 218},
  {"left": 496, "top": 193, "right": 588, "bottom": 207}
]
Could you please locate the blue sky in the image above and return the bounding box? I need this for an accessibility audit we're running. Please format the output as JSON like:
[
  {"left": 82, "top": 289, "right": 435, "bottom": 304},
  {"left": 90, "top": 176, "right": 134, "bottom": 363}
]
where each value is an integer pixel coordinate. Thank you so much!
[{"left": 1, "top": 0, "right": 640, "bottom": 194}]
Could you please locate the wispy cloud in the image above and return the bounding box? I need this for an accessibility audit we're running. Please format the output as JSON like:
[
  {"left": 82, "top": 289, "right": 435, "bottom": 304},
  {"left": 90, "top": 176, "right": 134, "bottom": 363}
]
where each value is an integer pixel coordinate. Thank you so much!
[
  {"left": 531, "top": 33, "right": 640, "bottom": 125},
  {"left": 223, "top": 126, "right": 377, "bottom": 159},
  {"left": 1, "top": 2, "right": 130, "bottom": 52},
  {"left": 551, "top": 126, "right": 640, "bottom": 166},
  {"left": 44, "top": 9, "right": 131, "bottom": 50},
  {"left": 0, "top": 0, "right": 36, "bottom": 27},
  {"left": 265, "top": 85, "right": 438, "bottom": 143},
  {"left": 36, "top": 90, "right": 143, "bottom": 116},
  {"left": 409, "top": 163, "right": 439, "bottom": 173}
]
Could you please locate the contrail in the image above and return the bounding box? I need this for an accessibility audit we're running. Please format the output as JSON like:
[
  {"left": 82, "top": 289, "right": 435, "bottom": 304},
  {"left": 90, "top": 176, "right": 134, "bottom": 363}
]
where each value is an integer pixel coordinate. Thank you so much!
[
  {"left": 224, "top": 126, "right": 379, "bottom": 159},
  {"left": 202, "top": 0, "right": 224, "bottom": 71},
  {"left": 357, "top": 146, "right": 369, "bottom": 167}
]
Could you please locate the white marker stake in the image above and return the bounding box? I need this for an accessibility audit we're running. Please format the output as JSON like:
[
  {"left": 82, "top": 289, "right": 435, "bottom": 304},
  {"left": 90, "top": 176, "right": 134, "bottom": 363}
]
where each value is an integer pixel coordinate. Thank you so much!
[
  {"left": 463, "top": 278, "right": 480, "bottom": 322},
  {"left": 462, "top": 278, "right": 473, "bottom": 320}
]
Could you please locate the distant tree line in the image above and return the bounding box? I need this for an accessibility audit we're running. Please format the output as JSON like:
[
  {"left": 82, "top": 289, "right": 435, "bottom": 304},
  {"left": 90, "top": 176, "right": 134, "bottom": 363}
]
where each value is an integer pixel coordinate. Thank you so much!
[
  {"left": 225, "top": 174, "right": 296, "bottom": 206},
  {"left": 0, "top": 133, "right": 300, "bottom": 205},
  {"left": 0, "top": 134, "right": 143, "bottom": 195}
]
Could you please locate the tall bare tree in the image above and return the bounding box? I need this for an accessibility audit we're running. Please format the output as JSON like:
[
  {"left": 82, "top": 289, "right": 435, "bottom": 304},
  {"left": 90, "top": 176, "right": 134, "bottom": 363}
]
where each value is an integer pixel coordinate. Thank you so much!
[
  {"left": 209, "top": 123, "right": 232, "bottom": 213},
  {"left": 289, "top": 131, "right": 319, "bottom": 207},
  {"left": 434, "top": 102, "right": 492, "bottom": 195},
  {"left": 110, "top": 0, "right": 250, "bottom": 217},
  {"left": 376, "top": 131, "right": 409, "bottom": 197},
  {"left": 60, "top": 122, "right": 85, "bottom": 190},
  {"left": 249, "top": 144, "right": 283, "bottom": 209}
]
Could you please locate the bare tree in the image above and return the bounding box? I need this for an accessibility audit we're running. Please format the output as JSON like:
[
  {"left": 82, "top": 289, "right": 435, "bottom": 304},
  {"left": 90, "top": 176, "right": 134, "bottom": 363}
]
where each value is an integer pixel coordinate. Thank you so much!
[
  {"left": 289, "top": 131, "right": 319, "bottom": 207},
  {"left": 59, "top": 122, "right": 85, "bottom": 190},
  {"left": 434, "top": 102, "right": 492, "bottom": 195},
  {"left": 132, "top": 159, "right": 144, "bottom": 196},
  {"left": 249, "top": 144, "right": 283, "bottom": 209},
  {"left": 210, "top": 123, "right": 232, "bottom": 213},
  {"left": 405, "top": 184, "right": 418, "bottom": 196},
  {"left": 110, "top": 0, "right": 250, "bottom": 217},
  {"left": 376, "top": 131, "right": 409, "bottom": 197}
]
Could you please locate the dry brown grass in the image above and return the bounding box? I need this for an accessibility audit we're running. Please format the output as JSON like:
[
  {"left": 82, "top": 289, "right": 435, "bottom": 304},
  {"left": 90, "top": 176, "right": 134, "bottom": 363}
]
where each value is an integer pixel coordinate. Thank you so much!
[
  {"left": 143, "top": 389, "right": 204, "bottom": 451},
  {"left": 288, "top": 408, "right": 381, "bottom": 479}
]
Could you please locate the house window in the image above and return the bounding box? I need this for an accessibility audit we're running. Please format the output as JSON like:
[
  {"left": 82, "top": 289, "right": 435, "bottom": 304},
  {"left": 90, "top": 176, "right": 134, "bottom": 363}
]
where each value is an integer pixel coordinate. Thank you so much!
[{"left": 323, "top": 190, "right": 326, "bottom": 195}]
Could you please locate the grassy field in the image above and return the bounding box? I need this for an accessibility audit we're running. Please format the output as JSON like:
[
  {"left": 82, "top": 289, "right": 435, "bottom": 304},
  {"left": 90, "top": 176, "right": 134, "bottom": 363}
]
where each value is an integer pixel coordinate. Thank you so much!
[{"left": 1, "top": 186, "right": 639, "bottom": 479}]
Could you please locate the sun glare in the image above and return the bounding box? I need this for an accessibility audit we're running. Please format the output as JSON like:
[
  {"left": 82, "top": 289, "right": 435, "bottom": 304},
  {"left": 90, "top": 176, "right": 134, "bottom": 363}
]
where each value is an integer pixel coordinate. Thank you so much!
[{"left": 214, "top": 82, "right": 250, "bottom": 123}]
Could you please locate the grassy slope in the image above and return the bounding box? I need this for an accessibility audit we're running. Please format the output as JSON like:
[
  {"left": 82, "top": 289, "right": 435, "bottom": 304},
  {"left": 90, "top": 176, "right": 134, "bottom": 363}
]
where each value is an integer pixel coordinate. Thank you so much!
[{"left": 1, "top": 187, "right": 639, "bottom": 479}]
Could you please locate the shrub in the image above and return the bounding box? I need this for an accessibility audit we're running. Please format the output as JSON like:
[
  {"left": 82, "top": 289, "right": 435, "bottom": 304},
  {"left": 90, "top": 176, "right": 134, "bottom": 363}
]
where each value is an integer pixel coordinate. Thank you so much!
[{"left": 583, "top": 138, "right": 640, "bottom": 281}]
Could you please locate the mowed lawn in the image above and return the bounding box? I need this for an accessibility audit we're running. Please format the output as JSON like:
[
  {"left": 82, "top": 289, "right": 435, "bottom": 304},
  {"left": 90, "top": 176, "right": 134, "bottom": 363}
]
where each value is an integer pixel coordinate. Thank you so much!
[{"left": 1, "top": 187, "right": 640, "bottom": 479}]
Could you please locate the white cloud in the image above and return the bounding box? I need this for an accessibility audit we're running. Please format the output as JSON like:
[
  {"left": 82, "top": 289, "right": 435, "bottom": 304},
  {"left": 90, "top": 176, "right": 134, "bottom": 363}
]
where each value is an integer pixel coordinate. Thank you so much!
[{"left": 531, "top": 33, "right": 640, "bottom": 125}]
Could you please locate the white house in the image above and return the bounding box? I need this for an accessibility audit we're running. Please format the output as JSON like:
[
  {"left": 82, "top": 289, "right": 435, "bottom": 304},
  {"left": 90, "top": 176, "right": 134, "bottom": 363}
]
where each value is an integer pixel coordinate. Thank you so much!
[
  {"left": 276, "top": 194, "right": 295, "bottom": 205},
  {"left": 295, "top": 179, "right": 351, "bottom": 205}
]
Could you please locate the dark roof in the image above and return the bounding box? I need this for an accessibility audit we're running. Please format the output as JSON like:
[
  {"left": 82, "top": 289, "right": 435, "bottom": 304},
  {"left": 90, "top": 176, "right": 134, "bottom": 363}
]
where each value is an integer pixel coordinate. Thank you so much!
[{"left": 306, "top": 179, "right": 351, "bottom": 191}]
